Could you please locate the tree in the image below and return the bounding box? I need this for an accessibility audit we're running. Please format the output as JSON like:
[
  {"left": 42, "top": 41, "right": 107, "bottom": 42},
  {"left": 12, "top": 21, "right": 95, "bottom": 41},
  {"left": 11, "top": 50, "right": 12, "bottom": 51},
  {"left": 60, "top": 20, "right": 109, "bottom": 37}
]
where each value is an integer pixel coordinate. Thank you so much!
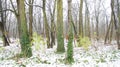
[
  {"left": 0, "top": 0, "right": 9, "bottom": 46},
  {"left": 71, "top": 3, "right": 79, "bottom": 38},
  {"left": 10, "top": 0, "right": 20, "bottom": 38},
  {"left": 104, "top": 13, "right": 114, "bottom": 44},
  {"left": 66, "top": 0, "right": 74, "bottom": 63},
  {"left": 42, "top": 0, "right": 51, "bottom": 48},
  {"left": 111, "top": 0, "right": 120, "bottom": 49},
  {"left": 94, "top": 0, "right": 101, "bottom": 41},
  {"left": 84, "top": 0, "right": 91, "bottom": 38},
  {"left": 79, "top": 0, "right": 84, "bottom": 37},
  {"left": 29, "top": 0, "right": 34, "bottom": 43},
  {"left": 56, "top": 0, "right": 65, "bottom": 52},
  {"left": 17, "top": 0, "right": 32, "bottom": 57},
  {"left": 48, "top": 0, "right": 56, "bottom": 48}
]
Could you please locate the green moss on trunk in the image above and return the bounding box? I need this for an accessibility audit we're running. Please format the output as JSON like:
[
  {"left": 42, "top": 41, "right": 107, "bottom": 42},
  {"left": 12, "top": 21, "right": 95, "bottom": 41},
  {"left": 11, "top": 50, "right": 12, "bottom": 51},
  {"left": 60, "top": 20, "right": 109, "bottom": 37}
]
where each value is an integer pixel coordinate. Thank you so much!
[
  {"left": 17, "top": 0, "right": 32, "bottom": 58},
  {"left": 66, "top": 32, "right": 74, "bottom": 64},
  {"left": 20, "top": 34, "right": 32, "bottom": 58},
  {"left": 56, "top": 0, "right": 65, "bottom": 53},
  {"left": 66, "top": 0, "right": 74, "bottom": 64}
]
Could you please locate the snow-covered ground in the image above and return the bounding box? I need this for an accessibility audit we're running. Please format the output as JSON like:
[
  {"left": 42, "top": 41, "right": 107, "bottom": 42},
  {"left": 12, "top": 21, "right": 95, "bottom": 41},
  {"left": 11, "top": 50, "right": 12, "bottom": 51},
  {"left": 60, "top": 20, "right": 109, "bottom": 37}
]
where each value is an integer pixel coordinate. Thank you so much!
[{"left": 0, "top": 39, "right": 120, "bottom": 67}]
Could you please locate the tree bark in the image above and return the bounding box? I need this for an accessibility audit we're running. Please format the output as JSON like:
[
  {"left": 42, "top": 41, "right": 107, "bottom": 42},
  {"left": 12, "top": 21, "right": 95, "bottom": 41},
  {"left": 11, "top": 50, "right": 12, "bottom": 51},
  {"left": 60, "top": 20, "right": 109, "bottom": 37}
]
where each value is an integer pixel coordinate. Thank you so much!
[
  {"left": 84, "top": 0, "right": 91, "bottom": 39},
  {"left": 17, "top": 0, "right": 32, "bottom": 57},
  {"left": 29, "top": 0, "right": 34, "bottom": 43},
  {"left": 79, "top": 0, "right": 84, "bottom": 37},
  {"left": 42, "top": 0, "right": 50, "bottom": 48},
  {"left": 56, "top": 0, "right": 65, "bottom": 52},
  {"left": 66, "top": 0, "right": 74, "bottom": 63},
  {"left": 50, "top": 0, "right": 56, "bottom": 48},
  {"left": 111, "top": 0, "right": 120, "bottom": 49},
  {"left": 0, "top": 0, "right": 9, "bottom": 46},
  {"left": 104, "top": 13, "right": 114, "bottom": 44}
]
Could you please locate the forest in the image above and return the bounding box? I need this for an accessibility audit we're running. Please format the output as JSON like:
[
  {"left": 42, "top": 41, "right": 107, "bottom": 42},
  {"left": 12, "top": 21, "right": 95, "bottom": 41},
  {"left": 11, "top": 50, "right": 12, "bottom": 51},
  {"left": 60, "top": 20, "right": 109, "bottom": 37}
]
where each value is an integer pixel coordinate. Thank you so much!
[{"left": 0, "top": 0, "right": 120, "bottom": 67}]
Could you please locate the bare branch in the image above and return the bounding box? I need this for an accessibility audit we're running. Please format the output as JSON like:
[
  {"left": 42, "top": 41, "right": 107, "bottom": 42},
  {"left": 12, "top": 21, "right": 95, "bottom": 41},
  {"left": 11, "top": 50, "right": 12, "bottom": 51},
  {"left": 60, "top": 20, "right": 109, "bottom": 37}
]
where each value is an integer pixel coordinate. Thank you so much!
[
  {"left": 10, "top": 0, "right": 18, "bottom": 16},
  {"left": 25, "top": 0, "right": 43, "bottom": 8},
  {"left": 0, "top": 9, "right": 18, "bottom": 16}
]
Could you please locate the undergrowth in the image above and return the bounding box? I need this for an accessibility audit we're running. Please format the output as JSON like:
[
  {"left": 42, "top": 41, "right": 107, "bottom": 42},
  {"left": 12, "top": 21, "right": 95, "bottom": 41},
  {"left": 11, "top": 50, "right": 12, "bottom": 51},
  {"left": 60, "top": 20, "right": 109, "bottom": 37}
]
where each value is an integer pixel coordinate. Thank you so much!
[
  {"left": 32, "top": 32, "right": 46, "bottom": 50},
  {"left": 78, "top": 36, "right": 91, "bottom": 50}
]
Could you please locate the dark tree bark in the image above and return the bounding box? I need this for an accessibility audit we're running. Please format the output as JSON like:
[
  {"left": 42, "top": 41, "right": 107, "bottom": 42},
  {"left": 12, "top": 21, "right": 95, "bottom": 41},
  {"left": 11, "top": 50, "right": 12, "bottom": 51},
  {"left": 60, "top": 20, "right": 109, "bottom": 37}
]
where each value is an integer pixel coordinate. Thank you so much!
[
  {"left": 84, "top": 0, "right": 91, "bottom": 39},
  {"left": 79, "top": 0, "right": 84, "bottom": 37},
  {"left": 66, "top": 0, "right": 74, "bottom": 63},
  {"left": 29, "top": 0, "right": 34, "bottom": 43},
  {"left": 42, "top": 0, "right": 51, "bottom": 48},
  {"left": 104, "top": 13, "right": 114, "bottom": 44},
  {"left": 50, "top": 0, "right": 56, "bottom": 48},
  {"left": 0, "top": 0, "right": 9, "bottom": 46},
  {"left": 111, "top": 0, "right": 120, "bottom": 49}
]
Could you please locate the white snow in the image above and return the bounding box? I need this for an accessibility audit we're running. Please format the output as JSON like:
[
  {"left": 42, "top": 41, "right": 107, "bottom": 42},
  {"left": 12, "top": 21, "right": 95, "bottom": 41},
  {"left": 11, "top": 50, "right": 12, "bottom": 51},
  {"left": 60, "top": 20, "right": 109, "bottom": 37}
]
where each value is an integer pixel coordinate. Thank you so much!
[{"left": 0, "top": 39, "right": 120, "bottom": 67}]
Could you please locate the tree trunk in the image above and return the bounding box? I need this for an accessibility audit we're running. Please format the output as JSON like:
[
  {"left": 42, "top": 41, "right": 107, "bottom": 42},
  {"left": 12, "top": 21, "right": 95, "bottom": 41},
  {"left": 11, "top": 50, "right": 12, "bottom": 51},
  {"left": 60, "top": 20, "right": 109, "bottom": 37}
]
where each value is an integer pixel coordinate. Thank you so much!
[
  {"left": 42, "top": 0, "right": 50, "bottom": 48},
  {"left": 50, "top": 0, "right": 56, "bottom": 48},
  {"left": 109, "top": 20, "right": 114, "bottom": 43},
  {"left": 56, "top": 0, "right": 65, "bottom": 52},
  {"left": 111, "top": 0, "right": 120, "bottom": 49},
  {"left": 0, "top": 22, "right": 9, "bottom": 46},
  {"left": 29, "top": 0, "right": 34, "bottom": 43},
  {"left": 79, "top": 0, "right": 84, "bottom": 37},
  {"left": 0, "top": 0, "right": 9, "bottom": 46},
  {"left": 84, "top": 0, "right": 91, "bottom": 39},
  {"left": 17, "top": 0, "right": 32, "bottom": 57},
  {"left": 66, "top": 0, "right": 74, "bottom": 63},
  {"left": 96, "top": 16, "right": 99, "bottom": 41},
  {"left": 104, "top": 13, "right": 114, "bottom": 44}
]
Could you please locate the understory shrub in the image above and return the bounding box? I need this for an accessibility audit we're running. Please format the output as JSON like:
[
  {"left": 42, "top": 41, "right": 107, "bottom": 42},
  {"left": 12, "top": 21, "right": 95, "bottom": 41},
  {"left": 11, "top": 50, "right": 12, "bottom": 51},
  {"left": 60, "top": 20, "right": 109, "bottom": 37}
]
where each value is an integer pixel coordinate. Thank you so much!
[
  {"left": 32, "top": 32, "right": 46, "bottom": 50},
  {"left": 78, "top": 36, "right": 91, "bottom": 50}
]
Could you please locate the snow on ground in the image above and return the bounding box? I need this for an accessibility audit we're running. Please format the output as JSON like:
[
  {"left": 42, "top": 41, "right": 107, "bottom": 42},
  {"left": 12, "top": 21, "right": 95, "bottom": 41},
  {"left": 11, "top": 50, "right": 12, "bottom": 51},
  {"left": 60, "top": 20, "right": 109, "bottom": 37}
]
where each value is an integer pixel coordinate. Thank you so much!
[{"left": 0, "top": 39, "right": 120, "bottom": 67}]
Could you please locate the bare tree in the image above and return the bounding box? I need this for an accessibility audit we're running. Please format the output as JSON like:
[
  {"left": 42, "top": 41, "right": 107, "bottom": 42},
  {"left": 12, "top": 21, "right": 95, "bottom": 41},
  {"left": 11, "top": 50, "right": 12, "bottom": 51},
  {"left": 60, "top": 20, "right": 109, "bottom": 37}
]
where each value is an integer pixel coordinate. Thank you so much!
[
  {"left": 16, "top": 0, "right": 32, "bottom": 57},
  {"left": 42, "top": 0, "right": 50, "bottom": 48},
  {"left": 79, "top": 0, "right": 84, "bottom": 37},
  {"left": 56, "top": 0, "right": 65, "bottom": 52},
  {"left": 84, "top": 0, "right": 91, "bottom": 38},
  {"left": 0, "top": 0, "right": 9, "bottom": 46},
  {"left": 29, "top": 0, "right": 34, "bottom": 43},
  {"left": 66, "top": 0, "right": 74, "bottom": 63},
  {"left": 111, "top": 0, "right": 120, "bottom": 49},
  {"left": 94, "top": 0, "right": 102, "bottom": 41},
  {"left": 47, "top": 0, "right": 56, "bottom": 48},
  {"left": 104, "top": 13, "right": 114, "bottom": 44}
]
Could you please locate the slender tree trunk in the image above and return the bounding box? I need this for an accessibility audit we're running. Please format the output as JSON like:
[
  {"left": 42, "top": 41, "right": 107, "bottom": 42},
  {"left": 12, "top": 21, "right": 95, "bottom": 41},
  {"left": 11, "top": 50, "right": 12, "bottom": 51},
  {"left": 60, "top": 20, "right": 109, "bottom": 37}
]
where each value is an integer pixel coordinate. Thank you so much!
[
  {"left": 42, "top": 0, "right": 50, "bottom": 48},
  {"left": 0, "top": 0, "right": 9, "bottom": 46},
  {"left": 10, "top": 0, "right": 20, "bottom": 38},
  {"left": 66, "top": 0, "right": 74, "bottom": 63},
  {"left": 85, "top": 0, "right": 91, "bottom": 39},
  {"left": 96, "top": 16, "right": 99, "bottom": 41},
  {"left": 111, "top": 0, "right": 120, "bottom": 49},
  {"left": 0, "top": 22, "right": 9, "bottom": 46},
  {"left": 104, "top": 23, "right": 111, "bottom": 44},
  {"left": 109, "top": 21, "right": 114, "bottom": 43},
  {"left": 50, "top": 0, "right": 56, "bottom": 48},
  {"left": 29, "top": 0, "right": 34, "bottom": 44},
  {"left": 104, "top": 13, "right": 114, "bottom": 44},
  {"left": 4, "top": 0, "right": 11, "bottom": 43},
  {"left": 79, "top": 0, "right": 84, "bottom": 37},
  {"left": 85, "top": 7, "right": 87, "bottom": 37},
  {"left": 16, "top": 0, "right": 21, "bottom": 38},
  {"left": 117, "top": 0, "right": 120, "bottom": 49}
]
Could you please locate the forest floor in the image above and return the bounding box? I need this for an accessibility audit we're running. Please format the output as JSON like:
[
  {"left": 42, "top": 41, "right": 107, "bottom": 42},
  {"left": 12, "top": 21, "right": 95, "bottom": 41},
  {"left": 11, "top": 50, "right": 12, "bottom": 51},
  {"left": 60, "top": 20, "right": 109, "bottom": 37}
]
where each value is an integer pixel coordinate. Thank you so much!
[{"left": 0, "top": 38, "right": 120, "bottom": 67}]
